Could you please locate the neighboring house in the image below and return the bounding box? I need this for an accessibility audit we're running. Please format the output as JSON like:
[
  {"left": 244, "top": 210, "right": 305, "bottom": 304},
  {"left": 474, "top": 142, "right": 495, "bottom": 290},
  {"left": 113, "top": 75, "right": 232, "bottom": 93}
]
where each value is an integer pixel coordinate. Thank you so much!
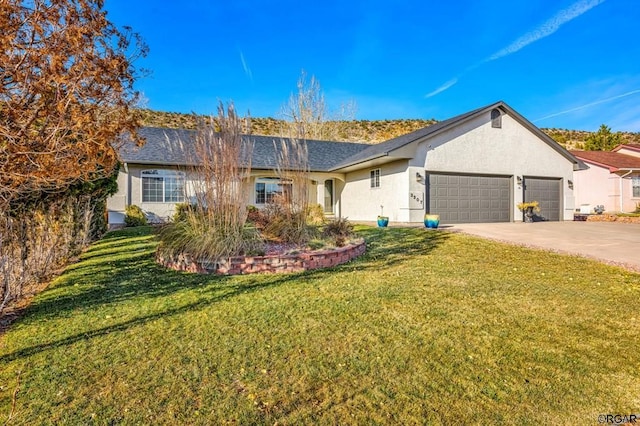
[
  {"left": 613, "top": 143, "right": 640, "bottom": 157},
  {"left": 570, "top": 145, "right": 640, "bottom": 213},
  {"left": 107, "top": 101, "right": 584, "bottom": 225}
]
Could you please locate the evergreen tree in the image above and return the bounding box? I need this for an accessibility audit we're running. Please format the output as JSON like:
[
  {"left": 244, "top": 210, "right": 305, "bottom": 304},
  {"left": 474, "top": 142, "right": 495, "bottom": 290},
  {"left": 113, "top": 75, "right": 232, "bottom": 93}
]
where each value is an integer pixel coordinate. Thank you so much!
[{"left": 583, "top": 124, "right": 622, "bottom": 151}]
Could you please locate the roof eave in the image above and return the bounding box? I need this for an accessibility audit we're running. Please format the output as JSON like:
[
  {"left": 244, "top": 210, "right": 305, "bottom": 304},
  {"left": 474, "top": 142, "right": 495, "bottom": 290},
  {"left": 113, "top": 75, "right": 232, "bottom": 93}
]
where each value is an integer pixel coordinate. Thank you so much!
[
  {"left": 329, "top": 152, "right": 390, "bottom": 172},
  {"left": 613, "top": 144, "right": 640, "bottom": 153},
  {"left": 119, "top": 159, "right": 199, "bottom": 167},
  {"left": 330, "top": 150, "right": 419, "bottom": 172},
  {"left": 571, "top": 155, "right": 640, "bottom": 172},
  {"left": 612, "top": 167, "right": 640, "bottom": 173}
]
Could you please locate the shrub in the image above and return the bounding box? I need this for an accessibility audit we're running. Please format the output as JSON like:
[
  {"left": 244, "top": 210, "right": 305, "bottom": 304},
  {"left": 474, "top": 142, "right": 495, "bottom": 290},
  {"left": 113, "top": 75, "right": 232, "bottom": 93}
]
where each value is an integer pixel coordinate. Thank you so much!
[
  {"left": 173, "top": 203, "right": 195, "bottom": 222},
  {"left": 260, "top": 199, "right": 318, "bottom": 244},
  {"left": 124, "top": 205, "right": 148, "bottom": 227},
  {"left": 246, "top": 205, "right": 270, "bottom": 230},
  {"left": 322, "top": 218, "right": 354, "bottom": 247}
]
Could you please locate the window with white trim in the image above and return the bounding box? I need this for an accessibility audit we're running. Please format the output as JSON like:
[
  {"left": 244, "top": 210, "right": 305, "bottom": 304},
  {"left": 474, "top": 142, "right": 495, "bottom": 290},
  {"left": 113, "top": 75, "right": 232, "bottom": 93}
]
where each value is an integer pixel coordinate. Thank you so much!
[
  {"left": 141, "top": 170, "right": 185, "bottom": 203},
  {"left": 370, "top": 169, "right": 381, "bottom": 188},
  {"left": 632, "top": 176, "right": 640, "bottom": 198},
  {"left": 255, "top": 178, "right": 291, "bottom": 204}
]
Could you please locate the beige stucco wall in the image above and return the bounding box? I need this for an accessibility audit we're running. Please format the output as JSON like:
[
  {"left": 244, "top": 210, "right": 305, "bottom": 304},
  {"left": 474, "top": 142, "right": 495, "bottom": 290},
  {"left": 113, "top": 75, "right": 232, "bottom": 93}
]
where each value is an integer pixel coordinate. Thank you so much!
[
  {"left": 338, "top": 110, "right": 577, "bottom": 223},
  {"left": 126, "top": 165, "right": 194, "bottom": 222},
  {"left": 573, "top": 162, "right": 640, "bottom": 212},
  {"left": 407, "top": 111, "right": 576, "bottom": 221},
  {"left": 106, "top": 169, "right": 129, "bottom": 224},
  {"left": 340, "top": 160, "right": 412, "bottom": 222},
  {"left": 107, "top": 165, "right": 345, "bottom": 224}
]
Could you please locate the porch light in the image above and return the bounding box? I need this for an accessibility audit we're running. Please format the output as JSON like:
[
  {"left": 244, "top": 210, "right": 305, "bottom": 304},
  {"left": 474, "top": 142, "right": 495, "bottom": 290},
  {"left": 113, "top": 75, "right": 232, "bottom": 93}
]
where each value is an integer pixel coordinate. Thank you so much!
[
  {"left": 516, "top": 176, "right": 523, "bottom": 186},
  {"left": 568, "top": 180, "right": 573, "bottom": 190},
  {"left": 415, "top": 172, "right": 424, "bottom": 182}
]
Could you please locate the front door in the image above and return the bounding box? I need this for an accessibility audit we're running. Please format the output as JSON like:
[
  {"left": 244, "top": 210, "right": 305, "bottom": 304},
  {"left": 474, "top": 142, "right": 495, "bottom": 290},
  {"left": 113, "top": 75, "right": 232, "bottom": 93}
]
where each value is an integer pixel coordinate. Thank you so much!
[{"left": 324, "top": 179, "right": 334, "bottom": 213}]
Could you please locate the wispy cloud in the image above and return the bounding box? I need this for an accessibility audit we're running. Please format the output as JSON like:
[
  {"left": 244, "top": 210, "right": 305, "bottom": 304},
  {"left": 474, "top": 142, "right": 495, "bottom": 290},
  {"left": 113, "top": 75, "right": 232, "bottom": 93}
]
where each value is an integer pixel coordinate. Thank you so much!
[
  {"left": 425, "top": 78, "right": 458, "bottom": 98},
  {"left": 533, "top": 89, "right": 640, "bottom": 122},
  {"left": 239, "top": 50, "right": 253, "bottom": 81},
  {"left": 424, "top": 0, "right": 606, "bottom": 98},
  {"left": 486, "top": 0, "right": 605, "bottom": 62}
]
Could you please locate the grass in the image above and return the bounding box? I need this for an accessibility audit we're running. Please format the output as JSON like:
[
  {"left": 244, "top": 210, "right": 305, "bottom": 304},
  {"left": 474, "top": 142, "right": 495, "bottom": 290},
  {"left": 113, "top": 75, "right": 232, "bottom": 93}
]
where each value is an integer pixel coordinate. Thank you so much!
[{"left": 1, "top": 225, "right": 639, "bottom": 424}]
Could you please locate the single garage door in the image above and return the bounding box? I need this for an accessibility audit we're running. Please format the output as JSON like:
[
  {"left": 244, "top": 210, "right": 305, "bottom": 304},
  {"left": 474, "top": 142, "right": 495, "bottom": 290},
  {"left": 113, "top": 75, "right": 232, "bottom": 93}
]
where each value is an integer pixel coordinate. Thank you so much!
[
  {"left": 427, "top": 173, "right": 510, "bottom": 224},
  {"left": 523, "top": 177, "right": 561, "bottom": 221}
]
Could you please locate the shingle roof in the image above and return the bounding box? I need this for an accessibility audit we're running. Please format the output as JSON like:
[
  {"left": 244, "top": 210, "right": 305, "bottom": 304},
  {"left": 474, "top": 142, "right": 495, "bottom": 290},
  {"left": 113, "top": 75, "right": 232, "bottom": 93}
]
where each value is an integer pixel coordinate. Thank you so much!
[
  {"left": 120, "top": 101, "right": 584, "bottom": 173},
  {"left": 119, "top": 127, "right": 371, "bottom": 172},
  {"left": 329, "top": 101, "right": 584, "bottom": 171},
  {"left": 569, "top": 150, "right": 640, "bottom": 170}
]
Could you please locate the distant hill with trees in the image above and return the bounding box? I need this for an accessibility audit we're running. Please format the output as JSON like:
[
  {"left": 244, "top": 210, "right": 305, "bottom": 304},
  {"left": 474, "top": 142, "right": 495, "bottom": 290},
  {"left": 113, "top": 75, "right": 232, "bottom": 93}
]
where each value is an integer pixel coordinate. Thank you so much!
[{"left": 139, "top": 109, "right": 640, "bottom": 149}]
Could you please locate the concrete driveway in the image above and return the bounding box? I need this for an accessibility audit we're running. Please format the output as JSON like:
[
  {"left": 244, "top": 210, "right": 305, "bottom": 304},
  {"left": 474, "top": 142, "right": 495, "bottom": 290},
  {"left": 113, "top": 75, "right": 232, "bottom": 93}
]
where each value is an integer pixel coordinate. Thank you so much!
[{"left": 449, "top": 221, "right": 640, "bottom": 272}]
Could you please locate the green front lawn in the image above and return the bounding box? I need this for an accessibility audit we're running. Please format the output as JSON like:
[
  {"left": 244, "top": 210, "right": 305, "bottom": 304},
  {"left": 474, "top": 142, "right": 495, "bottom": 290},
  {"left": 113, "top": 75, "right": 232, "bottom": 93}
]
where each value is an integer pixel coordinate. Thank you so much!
[{"left": 1, "top": 226, "right": 638, "bottom": 424}]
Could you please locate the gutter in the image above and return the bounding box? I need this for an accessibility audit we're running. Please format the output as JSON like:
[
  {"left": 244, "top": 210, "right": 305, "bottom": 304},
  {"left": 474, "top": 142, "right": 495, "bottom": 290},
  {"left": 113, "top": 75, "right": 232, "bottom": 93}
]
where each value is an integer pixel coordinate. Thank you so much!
[{"left": 329, "top": 152, "right": 390, "bottom": 172}]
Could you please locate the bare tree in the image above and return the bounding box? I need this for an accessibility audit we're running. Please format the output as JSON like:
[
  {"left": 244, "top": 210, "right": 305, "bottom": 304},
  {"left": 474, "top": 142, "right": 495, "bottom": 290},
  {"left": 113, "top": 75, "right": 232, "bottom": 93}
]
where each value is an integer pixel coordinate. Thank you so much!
[{"left": 279, "top": 70, "right": 356, "bottom": 141}]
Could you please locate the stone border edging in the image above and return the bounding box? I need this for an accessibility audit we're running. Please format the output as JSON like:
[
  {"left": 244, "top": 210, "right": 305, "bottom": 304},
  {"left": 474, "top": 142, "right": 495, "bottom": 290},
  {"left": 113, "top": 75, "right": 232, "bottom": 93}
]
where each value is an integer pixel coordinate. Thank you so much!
[
  {"left": 157, "top": 239, "right": 366, "bottom": 275},
  {"left": 585, "top": 214, "right": 640, "bottom": 223}
]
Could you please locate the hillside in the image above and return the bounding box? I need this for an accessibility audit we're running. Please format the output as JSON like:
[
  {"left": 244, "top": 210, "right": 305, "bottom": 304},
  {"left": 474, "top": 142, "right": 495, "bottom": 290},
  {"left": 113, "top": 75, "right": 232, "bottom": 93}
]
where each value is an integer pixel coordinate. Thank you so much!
[{"left": 138, "top": 109, "right": 640, "bottom": 149}]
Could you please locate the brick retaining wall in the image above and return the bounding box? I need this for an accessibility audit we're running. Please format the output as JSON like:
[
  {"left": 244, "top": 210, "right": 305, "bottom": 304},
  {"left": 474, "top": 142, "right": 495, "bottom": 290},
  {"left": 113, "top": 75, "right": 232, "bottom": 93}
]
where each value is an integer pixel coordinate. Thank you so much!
[{"left": 157, "top": 239, "right": 366, "bottom": 275}]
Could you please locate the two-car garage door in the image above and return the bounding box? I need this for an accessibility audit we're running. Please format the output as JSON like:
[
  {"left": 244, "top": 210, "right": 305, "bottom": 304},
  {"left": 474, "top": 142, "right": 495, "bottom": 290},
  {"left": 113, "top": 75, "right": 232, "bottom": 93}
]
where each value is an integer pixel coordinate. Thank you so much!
[
  {"left": 522, "top": 177, "right": 561, "bottom": 222},
  {"left": 427, "top": 173, "right": 561, "bottom": 223},
  {"left": 428, "top": 174, "right": 510, "bottom": 223}
]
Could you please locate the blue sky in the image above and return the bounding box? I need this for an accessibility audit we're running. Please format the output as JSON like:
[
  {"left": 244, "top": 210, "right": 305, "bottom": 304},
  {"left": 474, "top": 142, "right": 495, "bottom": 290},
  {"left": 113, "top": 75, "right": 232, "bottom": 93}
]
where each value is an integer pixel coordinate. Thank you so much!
[{"left": 105, "top": 0, "right": 640, "bottom": 131}]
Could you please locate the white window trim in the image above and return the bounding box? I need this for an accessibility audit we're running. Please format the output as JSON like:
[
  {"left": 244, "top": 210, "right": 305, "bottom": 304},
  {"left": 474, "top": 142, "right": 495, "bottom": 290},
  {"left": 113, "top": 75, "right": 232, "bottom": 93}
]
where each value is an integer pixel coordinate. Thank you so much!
[
  {"left": 632, "top": 176, "right": 640, "bottom": 198},
  {"left": 370, "top": 169, "right": 381, "bottom": 189},
  {"left": 141, "top": 169, "right": 186, "bottom": 203},
  {"left": 254, "top": 177, "right": 292, "bottom": 205}
]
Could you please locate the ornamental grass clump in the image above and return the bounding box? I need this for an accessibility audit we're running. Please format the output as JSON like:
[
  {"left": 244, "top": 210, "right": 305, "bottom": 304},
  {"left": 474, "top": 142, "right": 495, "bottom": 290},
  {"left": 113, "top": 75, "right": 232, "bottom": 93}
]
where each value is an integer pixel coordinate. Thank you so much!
[
  {"left": 157, "top": 102, "right": 265, "bottom": 261},
  {"left": 321, "top": 217, "right": 354, "bottom": 247},
  {"left": 268, "top": 137, "right": 317, "bottom": 244}
]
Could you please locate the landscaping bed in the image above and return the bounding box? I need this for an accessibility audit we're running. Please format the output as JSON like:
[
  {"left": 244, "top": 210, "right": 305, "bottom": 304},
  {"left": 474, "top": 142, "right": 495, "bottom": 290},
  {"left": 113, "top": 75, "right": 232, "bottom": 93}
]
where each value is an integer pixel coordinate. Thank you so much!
[
  {"left": 584, "top": 214, "right": 640, "bottom": 223},
  {"left": 157, "top": 238, "right": 366, "bottom": 275}
]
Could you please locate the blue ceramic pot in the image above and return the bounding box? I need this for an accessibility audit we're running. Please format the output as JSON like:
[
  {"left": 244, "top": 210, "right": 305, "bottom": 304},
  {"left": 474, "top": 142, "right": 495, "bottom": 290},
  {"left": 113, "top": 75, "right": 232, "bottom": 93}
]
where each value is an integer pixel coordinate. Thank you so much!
[
  {"left": 424, "top": 214, "right": 440, "bottom": 229},
  {"left": 377, "top": 217, "right": 389, "bottom": 227}
]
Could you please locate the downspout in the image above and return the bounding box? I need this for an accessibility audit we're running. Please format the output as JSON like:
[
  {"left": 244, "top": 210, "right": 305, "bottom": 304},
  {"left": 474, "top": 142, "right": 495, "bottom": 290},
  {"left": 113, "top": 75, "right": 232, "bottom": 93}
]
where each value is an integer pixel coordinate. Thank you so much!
[{"left": 124, "top": 162, "right": 130, "bottom": 207}]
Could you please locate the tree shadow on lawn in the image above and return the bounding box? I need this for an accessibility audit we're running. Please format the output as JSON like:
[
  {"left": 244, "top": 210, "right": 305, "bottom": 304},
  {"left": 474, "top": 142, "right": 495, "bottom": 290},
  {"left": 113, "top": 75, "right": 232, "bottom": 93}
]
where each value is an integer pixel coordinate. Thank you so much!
[
  {"left": 0, "top": 226, "right": 448, "bottom": 362},
  {"left": 351, "top": 226, "right": 449, "bottom": 271},
  {"left": 0, "top": 270, "right": 309, "bottom": 363}
]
